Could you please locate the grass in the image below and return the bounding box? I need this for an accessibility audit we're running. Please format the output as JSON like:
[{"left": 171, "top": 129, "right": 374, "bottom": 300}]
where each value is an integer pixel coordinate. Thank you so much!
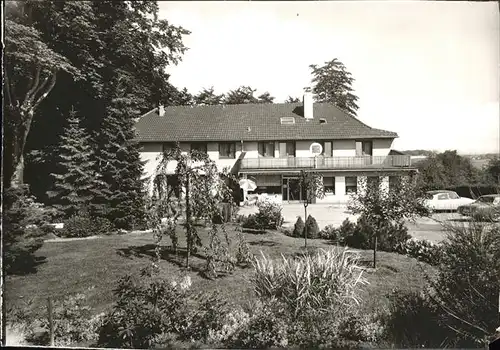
[{"left": 5, "top": 224, "right": 435, "bottom": 323}]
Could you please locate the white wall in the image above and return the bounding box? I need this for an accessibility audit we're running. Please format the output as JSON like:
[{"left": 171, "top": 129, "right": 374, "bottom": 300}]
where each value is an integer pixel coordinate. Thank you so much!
[
  {"left": 243, "top": 141, "right": 259, "bottom": 158},
  {"left": 295, "top": 140, "right": 315, "bottom": 157},
  {"left": 380, "top": 176, "right": 390, "bottom": 193},
  {"left": 332, "top": 140, "right": 356, "bottom": 157},
  {"left": 140, "top": 143, "right": 163, "bottom": 192},
  {"left": 372, "top": 139, "right": 393, "bottom": 156}
]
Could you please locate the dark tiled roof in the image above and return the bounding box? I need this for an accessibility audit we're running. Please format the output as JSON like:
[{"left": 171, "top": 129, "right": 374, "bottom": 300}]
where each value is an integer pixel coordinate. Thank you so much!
[{"left": 135, "top": 102, "right": 398, "bottom": 142}]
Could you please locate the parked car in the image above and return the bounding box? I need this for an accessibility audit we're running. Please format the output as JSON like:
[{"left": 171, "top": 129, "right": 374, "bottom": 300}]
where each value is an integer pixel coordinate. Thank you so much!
[
  {"left": 424, "top": 190, "right": 475, "bottom": 212},
  {"left": 457, "top": 194, "right": 500, "bottom": 221}
]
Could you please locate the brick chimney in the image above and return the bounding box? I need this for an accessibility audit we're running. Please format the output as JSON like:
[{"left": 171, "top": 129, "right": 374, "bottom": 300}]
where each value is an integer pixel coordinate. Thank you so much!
[
  {"left": 158, "top": 104, "right": 165, "bottom": 117},
  {"left": 303, "top": 91, "right": 313, "bottom": 119}
]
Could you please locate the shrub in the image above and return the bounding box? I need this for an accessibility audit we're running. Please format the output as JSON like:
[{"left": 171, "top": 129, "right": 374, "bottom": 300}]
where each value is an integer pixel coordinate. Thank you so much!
[
  {"left": 252, "top": 248, "right": 368, "bottom": 317},
  {"left": 235, "top": 229, "right": 253, "bottom": 266},
  {"left": 382, "top": 289, "right": 450, "bottom": 348},
  {"left": 60, "top": 213, "right": 115, "bottom": 238},
  {"left": 395, "top": 238, "right": 443, "bottom": 266},
  {"left": 344, "top": 216, "right": 372, "bottom": 250},
  {"left": 241, "top": 201, "right": 284, "bottom": 231},
  {"left": 97, "top": 268, "right": 230, "bottom": 349},
  {"left": 319, "top": 224, "right": 338, "bottom": 240},
  {"left": 3, "top": 185, "right": 52, "bottom": 274},
  {"left": 293, "top": 216, "right": 305, "bottom": 238},
  {"left": 304, "top": 215, "right": 320, "bottom": 239}
]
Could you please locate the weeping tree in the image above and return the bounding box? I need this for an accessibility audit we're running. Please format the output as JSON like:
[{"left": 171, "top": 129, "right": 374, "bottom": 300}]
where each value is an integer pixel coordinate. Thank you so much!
[
  {"left": 148, "top": 144, "right": 237, "bottom": 272},
  {"left": 298, "top": 171, "right": 325, "bottom": 248}
]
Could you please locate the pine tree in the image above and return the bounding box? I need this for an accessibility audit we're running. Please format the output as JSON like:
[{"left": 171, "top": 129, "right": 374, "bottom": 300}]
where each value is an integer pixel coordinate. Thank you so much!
[
  {"left": 47, "top": 108, "right": 107, "bottom": 219},
  {"left": 97, "top": 86, "right": 147, "bottom": 230}
]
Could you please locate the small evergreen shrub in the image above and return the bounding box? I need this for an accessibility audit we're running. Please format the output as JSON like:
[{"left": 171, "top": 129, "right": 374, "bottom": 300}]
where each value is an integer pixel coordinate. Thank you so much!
[
  {"left": 293, "top": 216, "right": 305, "bottom": 238},
  {"left": 304, "top": 215, "right": 320, "bottom": 239},
  {"left": 241, "top": 201, "right": 284, "bottom": 231}
]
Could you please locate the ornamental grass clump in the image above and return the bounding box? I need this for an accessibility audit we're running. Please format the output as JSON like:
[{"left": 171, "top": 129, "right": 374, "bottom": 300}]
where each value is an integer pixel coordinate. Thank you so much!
[{"left": 252, "top": 248, "right": 368, "bottom": 317}]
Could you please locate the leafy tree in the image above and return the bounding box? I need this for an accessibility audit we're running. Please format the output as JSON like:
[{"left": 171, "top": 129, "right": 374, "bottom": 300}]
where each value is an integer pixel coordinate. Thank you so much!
[
  {"left": 298, "top": 171, "right": 325, "bottom": 248},
  {"left": 348, "top": 174, "right": 429, "bottom": 268},
  {"left": 309, "top": 58, "right": 359, "bottom": 116},
  {"left": 482, "top": 156, "right": 500, "bottom": 185},
  {"left": 194, "top": 86, "right": 225, "bottom": 105},
  {"left": 224, "top": 86, "right": 259, "bottom": 104},
  {"left": 47, "top": 109, "right": 107, "bottom": 219},
  {"left": 416, "top": 155, "right": 449, "bottom": 190},
  {"left": 96, "top": 81, "right": 148, "bottom": 230},
  {"left": 3, "top": 3, "right": 77, "bottom": 189},
  {"left": 257, "top": 92, "right": 275, "bottom": 104},
  {"left": 149, "top": 144, "right": 237, "bottom": 269},
  {"left": 285, "top": 96, "right": 301, "bottom": 103},
  {"left": 20, "top": 1, "right": 190, "bottom": 201}
]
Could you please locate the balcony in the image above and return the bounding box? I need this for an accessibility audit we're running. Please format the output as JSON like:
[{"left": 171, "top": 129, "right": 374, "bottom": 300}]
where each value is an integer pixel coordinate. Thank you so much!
[{"left": 240, "top": 155, "right": 412, "bottom": 170}]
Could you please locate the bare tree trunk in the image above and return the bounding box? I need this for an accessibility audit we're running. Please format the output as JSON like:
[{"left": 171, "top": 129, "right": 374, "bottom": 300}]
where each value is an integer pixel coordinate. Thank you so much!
[
  {"left": 185, "top": 172, "right": 191, "bottom": 269},
  {"left": 304, "top": 205, "right": 308, "bottom": 248},
  {"left": 373, "top": 235, "right": 378, "bottom": 269}
]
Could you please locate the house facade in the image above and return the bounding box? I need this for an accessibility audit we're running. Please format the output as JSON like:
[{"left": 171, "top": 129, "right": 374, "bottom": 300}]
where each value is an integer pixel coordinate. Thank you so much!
[{"left": 135, "top": 93, "right": 417, "bottom": 204}]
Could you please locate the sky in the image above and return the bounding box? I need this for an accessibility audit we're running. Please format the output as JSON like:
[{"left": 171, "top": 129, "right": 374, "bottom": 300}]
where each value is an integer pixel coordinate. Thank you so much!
[{"left": 158, "top": 1, "right": 500, "bottom": 155}]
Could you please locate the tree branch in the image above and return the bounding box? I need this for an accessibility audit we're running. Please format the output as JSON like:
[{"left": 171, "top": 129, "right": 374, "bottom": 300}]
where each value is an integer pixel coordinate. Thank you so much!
[
  {"left": 33, "top": 70, "right": 57, "bottom": 110},
  {"left": 24, "top": 65, "right": 41, "bottom": 106},
  {"left": 4, "top": 71, "right": 13, "bottom": 107}
]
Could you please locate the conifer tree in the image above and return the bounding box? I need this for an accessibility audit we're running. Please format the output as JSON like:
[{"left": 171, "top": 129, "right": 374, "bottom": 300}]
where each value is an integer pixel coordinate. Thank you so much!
[
  {"left": 96, "top": 85, "right": 147, "bottom": 230},
  {"left": 47, "top": 108, "right": 107, "bottom": 219}
]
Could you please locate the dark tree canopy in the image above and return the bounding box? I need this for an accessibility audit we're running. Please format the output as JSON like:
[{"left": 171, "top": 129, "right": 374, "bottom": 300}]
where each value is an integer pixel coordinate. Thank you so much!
[
  {"left": 285, "top": 96, "right": 301, "bottom": 103},
  {"left": 194, "top": 87, "right": 225, "bottom": 105},
  {"left": 257, "top": 92, "right": 275, "bottom": 104},
  {"left": 309, "top": 58, "right": 359, "bottom": 116},
  {"left": 224, "top": 86, "right": 259, "bottom": 104}
]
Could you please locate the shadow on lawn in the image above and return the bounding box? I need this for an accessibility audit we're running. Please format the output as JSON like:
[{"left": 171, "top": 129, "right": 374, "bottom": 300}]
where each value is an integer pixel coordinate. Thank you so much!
[
  {"left": 117, "top": 244, "right": 212, "bottom": 277},
  {"left": 7, "top": 255, "right": 48, "bottom": 276},
  {"left": 248, "top": 240, "right": 279, "bottom": 247}
]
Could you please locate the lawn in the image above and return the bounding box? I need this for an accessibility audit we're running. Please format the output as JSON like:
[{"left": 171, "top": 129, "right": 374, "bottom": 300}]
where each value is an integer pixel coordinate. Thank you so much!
[{"left": 5, "top": 224, "right": 435, "bottom": 323}]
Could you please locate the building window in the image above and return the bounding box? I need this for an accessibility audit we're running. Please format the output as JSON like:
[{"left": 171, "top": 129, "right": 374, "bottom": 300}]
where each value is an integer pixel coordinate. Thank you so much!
[
  {"left": 346, "top": 176, "right": 357, "bottom": 193},
  {"left": 362, "top": 141, "right": 373, "bottom": 156},
  {"left": 286, "top": 141, "right": 295, "bottom": 157},
  {"left": 258, "top": 141, "right": 275, "bottom": 157},
  {"left": 323, "top": 176, "right": 335, "bottom": 195},
  {"left": 191, "top": 142, "right": 207, "bottom": 154},
  {"left": 162, "top": 142, "right": 175, "bottom": 153},
  {"left": 389, "top": 176, "right": 400, "bottom": 190},
  {"left": 219, "top": 142, "right": 236, "bottom": 158}
]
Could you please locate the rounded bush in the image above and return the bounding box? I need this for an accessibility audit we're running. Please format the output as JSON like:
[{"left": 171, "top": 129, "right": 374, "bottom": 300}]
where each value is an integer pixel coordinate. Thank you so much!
[{"left": 293, "top": 217, "right": 305, "bottom": 238}]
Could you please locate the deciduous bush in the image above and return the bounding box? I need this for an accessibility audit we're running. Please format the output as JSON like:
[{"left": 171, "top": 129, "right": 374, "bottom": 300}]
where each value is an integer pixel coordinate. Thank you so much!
[
  {"left": 241, "top": 201, "right": 284, "bottom": 231},
  {"left": 319, "top": 224, "right": 338, "bottom": 240},
  {"left": 60, "top": 213, "right": 115, "bottom": 238},
  {"left": 293, "top": 216, "right": 305, "bottom": 237},
  {"left": 97, "top": 268, "right": 230, "bottom": 349},
  {"left": 395, "top": 238, "right": 443, "bottom": 266},
  {"left": 304, "top": 215, "right": 320, "bottom": 239},
  {"left": 381, "top": 289, "right": 450, "bottom": 348}
]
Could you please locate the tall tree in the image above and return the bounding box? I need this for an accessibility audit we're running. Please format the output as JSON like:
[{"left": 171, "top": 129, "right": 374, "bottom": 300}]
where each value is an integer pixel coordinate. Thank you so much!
[
  {"left": 194, "top": 87, "right": 225, "bottom": 105},
  {"left": 257, "top": 92, "right": 275, "bottom": 104},
  {"left": 224, "top": 86, "right": 259, "bottom": 104},
  {"left": 285, "top": 96, "right": 301, "bottom": 103},
  {"left": 3, "top": 2, "right": 77, "bottom": 189},
  {"left": 47, "top": 109, "right": 107, "bottom": 219},
  {"left": 309, "top": 58, "right": 359, "bottom": 116},
  {"left": 20, "top": 1, "right": 190, "bottom": 201},
  {"left": 96, "top": 81, "right": 148, "bottom": 230}
]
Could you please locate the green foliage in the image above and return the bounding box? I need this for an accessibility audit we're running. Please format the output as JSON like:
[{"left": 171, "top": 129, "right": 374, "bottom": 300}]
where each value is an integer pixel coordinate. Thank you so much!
[
  {"left": 204, "top": 224, "right": 235, "bottom": 279},
  {"left": 293, "top": 216, "right": 306, "bottom": 238},
  {"left": 319, "top": 224, "right": 338, "bottom": 240},
  {"left": 235, "top": 228, "right": 253, "bottom": 266},
  {"left": 60, "top": 213, "right": 115, "bottom": 238},
  {"left": 47, "top": 109, "right": 107, "bottom": 219},
  {"left": 194, "top": 86, "right": 225, "bottom": 105},
  {"left": 382, "top": 290, "right": 450, "bottom": 348},
  {"left": 427, "top": 222, "right": 500, "bottom": 346},
  {"left": 309, "top": 58, "right": 359, "bottom": 116},
  {"left": 242, "top": 201, "right": 284, "bottom": 231},
  {"left": 224, "top": 86, "right": 259, "bottom": 104},
  {"left": 285, "top": 96, "right": 301, "bottom": 103},
  {"left": 252, "top": 248, "right": 368, "bottom": 318},
  {"left": 257, "top": 91, "right": 275, "bottom": 104},
  {"left": 304, "top": 215, "right": 320, "bottom": 239},
  {"left": 97, "top": 268, "right": 229, "bottom": 349},
  {"left": 396, "top": 238, "right": 444, "bottom": 266},
  {"left": 3, "top": 185, "right": 52, "bottom": 274}
]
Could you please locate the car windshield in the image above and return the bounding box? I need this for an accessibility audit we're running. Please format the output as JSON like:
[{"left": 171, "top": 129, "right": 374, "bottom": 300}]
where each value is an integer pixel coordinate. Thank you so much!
[
  {"left": 477, "top": 196, "right": 496, "bottom": 203},
  {"left": 448, "top": 192, "right": 459, "bottom": 199}
]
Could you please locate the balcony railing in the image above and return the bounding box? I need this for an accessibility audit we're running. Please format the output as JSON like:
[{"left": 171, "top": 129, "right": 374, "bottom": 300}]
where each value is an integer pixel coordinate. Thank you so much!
[{"left": 240, "top": 155, "right": 411, "bottom": 170}]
